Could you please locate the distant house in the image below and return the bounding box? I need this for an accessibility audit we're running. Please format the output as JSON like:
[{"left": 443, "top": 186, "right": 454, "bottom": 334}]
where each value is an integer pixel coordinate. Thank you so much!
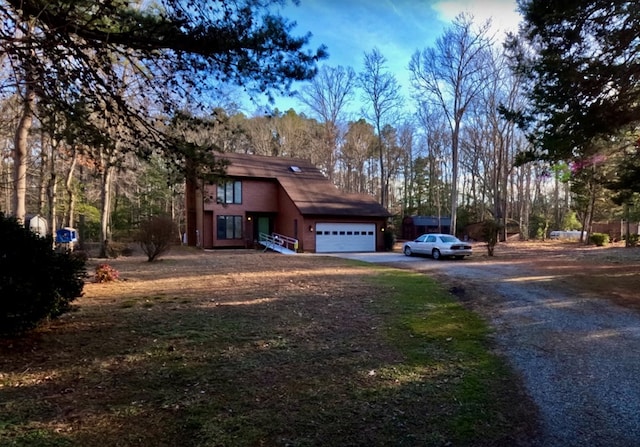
[
  {"left": 401, "top": 215, "right": 451, "bottom": 240},
  {"left": 185, "top": 153, "right": 391, "bottom": 253}
]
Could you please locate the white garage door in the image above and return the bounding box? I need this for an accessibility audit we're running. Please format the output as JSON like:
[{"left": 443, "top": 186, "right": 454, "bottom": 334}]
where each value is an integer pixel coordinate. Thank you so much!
[{"left": 315, "top": 223, "right": 376, "bottom": 253}]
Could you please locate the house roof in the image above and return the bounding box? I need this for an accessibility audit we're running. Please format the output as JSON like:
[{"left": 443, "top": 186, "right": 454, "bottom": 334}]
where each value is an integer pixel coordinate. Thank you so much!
[
  {"left": 218, "top": 152, "right": 390, "bottom": 218},
  {"left": 409, "top": 216, "right": 452, "bottom": 227}
]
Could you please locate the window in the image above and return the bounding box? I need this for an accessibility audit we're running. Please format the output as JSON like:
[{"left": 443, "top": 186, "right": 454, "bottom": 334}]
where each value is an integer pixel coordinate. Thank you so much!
[
  {"left": 217, "top": 216, "right": 243, "bottom": 240},
  {"left": 217, "top": 180, "right": 242, "bottom": 204}
]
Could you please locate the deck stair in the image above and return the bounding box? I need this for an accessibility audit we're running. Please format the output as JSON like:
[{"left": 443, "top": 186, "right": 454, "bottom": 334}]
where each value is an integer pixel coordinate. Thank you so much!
[{"left": 259, "top": 232, "right": 298, "bottom": 254}]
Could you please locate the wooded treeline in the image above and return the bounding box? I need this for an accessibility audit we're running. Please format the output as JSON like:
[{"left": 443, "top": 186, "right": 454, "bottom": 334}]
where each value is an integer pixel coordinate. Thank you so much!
[{"left": 1, "top": 1, "right": 639, "bottom": 250}]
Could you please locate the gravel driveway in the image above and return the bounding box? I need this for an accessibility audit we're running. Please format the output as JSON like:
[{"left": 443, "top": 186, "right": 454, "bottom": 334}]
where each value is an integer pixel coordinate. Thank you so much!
[{"left": 330, "top": 249, "right": 640, "bottom": 447}]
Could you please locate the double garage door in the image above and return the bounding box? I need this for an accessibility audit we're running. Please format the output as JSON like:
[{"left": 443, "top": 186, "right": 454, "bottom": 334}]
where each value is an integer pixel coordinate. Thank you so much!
[{"left": 315, "top": 223, "right": 376, "bottom": 253}]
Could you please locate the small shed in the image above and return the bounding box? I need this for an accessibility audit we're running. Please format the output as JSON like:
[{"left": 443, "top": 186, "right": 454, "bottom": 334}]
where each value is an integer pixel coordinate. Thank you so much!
[{"left": 402, "top": 216, "right": 451, "bottom": 240}]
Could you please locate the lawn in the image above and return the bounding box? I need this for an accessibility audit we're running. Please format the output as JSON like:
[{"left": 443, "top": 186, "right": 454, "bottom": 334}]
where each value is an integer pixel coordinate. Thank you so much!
[{"left": 0, "top": 247, "right": 537, "bottom": 446}]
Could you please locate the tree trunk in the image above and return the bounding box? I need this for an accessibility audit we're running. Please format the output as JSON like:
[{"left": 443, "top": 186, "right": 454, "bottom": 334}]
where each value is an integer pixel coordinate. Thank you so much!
[
  {"left": 449, "top": 119, "right": 460, "bottom": 235},
  {"left": 38, "top": 132, "right": 47, "bottom": 216},
  {"left": 64, "top": 149, "right": 78, "bottom": 228},
  {"left": 47, "top": 138, "right": 58, "bottom": 238},
  {"left": 12, "top": 80, "right": 35, "bottom": 223},
  {"left": 99, "top": 163, "right": 115, "bottom": 258},
  {"left": 378, "top": 136, "right": 387, "bottom": 208},
  {"left": 624, "top": 204, "right": 631, "bottom": 247}
]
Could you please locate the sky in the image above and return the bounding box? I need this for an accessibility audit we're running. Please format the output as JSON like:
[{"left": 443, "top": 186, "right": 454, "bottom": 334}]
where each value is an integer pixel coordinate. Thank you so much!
[{"left": 259, "top": 0, "right": 523, "bottom": 116}]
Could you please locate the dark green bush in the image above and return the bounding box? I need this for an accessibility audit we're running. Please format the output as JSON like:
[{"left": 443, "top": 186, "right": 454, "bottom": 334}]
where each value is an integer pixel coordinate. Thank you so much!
[
  {"left": 0, "top": 213, "right": 86, "bottom": 336},
  {"left": 590, "top": 232, "right": 610, "bottom": 246},
  {"left": 383, "top": 226, "right": 396, "bottom": 251}
]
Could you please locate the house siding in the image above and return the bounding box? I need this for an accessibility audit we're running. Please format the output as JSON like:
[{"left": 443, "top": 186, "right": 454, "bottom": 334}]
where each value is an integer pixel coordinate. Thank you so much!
[
  {"left": 185, "top": 153, "right": 390, "bottom": 252},
  {"left": 275, "top": 184, "right": 304, "bottom": 248},
  {"left": 202, "top": 179, "right": 280, "bottom": 249}
]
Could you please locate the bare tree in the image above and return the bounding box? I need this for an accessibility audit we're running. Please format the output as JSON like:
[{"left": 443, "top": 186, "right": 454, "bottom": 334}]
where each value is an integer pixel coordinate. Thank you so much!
[
  {"left": 380, "top": 124, "right": 408, "bottom": 214},
  {"left": 340, "top": 119, "right": 376, "bottom": 194},
  {"left": 244, "top": 114, "right": 279, "bottom": 156},
  {"left": 62, "top": 147, "right": 78, "bottom": 228},
  {"left": 409, "top": 13, "right": 493, "bottom": 235},
  {"left": 272, "top": 109, "right": 317, "bottom": 161},
  {"left": 0, "top": 0, "right": 325, "bottom": 222},
  {"left": 0, "top": 95, "right": 18, "bottom": 212},
  {"left": 415, "top": 101, "right": 451, "bottom": 226},
  {"left": 298, "top": 65, "right": 356, "bottom": 180},
  {"left": 396, "top": 121, "right": 416, "bottom": 218},
  {"left": 12, "top": 59, "right": 35, "bottom": 223},
  {"left": 358, "top": 49, "right": 403, "bottom": 208}
]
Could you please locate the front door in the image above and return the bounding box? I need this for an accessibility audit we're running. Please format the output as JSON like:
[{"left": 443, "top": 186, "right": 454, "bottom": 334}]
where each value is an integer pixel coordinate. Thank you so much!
[{"left": 257, "top": 216, "right": 271, "bottom": 241}]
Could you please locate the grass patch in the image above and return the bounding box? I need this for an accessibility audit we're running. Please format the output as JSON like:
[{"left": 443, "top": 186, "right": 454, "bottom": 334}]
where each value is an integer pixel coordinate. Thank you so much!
[
  {"left": 0, "top": 251, "right": 535, "bottom": 446},
  {"left": 369, "top": 268, "right": 533, "bottom": 443}
]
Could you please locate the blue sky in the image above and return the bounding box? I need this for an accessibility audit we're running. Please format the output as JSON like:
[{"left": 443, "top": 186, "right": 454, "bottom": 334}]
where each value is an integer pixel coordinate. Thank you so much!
[{"left": 261, "top": 0, "right": 522, "bottom": 115}]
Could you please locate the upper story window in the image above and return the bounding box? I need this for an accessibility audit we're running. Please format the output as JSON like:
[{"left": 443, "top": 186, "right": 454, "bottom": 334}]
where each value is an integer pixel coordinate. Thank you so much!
[{"left": 217, "top": 180, "right": 242, "bottom": 204}]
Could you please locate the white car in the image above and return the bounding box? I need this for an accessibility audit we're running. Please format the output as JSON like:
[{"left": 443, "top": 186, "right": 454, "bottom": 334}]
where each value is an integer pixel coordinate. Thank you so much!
[{"left": 403, "top": 233, "right": 472, "bottom": 260}]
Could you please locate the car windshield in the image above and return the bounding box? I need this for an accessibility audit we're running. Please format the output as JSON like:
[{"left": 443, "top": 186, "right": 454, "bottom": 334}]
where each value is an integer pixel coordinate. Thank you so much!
[{"left": 440, "top": 236, "right": 458, "bottom": 243}]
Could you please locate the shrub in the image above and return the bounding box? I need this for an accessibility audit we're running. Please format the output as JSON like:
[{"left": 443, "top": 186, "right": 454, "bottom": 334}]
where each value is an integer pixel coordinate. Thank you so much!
[
  {"left": 137, "top": 215, "right": 177, "bottom": 262},
  {"left": 105, "top": 241, "right": 133, "bottom": 258},
  {"left": 120, "top": 246, "right": 134, "bottom": 256},
  {"left": 383, "top": 226, "right": 396, "bottom": 251},
  {"left": 71, "top": 250, "right": 89, "bottom": 263},
  {"left": 481, "top": 219, "right": 503, "bottom": 256},
  {"left": 0, "top": 213, "right": 86, "bottom": 336},
  {"left": 626, "top": 233, "right": 639, "bottom": 247},
  {"left": 95, "top": 264, "right": 120, "bottom": 283},
  {"left": 590, "top": 232, "right": 610, "bottom": 246}
]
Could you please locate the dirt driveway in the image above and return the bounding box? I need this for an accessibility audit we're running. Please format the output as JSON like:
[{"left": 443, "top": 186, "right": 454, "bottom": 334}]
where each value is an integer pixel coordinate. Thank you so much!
[{"left": 330, "top": 241, "right": 640, "bottom": 447}]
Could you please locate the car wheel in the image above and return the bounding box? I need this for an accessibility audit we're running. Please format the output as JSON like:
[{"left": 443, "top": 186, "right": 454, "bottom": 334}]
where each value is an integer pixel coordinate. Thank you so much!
[
  {"left": 432, "top": 248, "right": 441, "bottom": 260},
  {"left": 403, "top": 246, "right": 413, "bottom": 256}
]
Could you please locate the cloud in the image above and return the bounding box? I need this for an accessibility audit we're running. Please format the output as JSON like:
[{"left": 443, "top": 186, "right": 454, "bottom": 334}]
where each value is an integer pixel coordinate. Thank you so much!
[{"left": 432, "top": 0, "right": 521, "bottom": 33}]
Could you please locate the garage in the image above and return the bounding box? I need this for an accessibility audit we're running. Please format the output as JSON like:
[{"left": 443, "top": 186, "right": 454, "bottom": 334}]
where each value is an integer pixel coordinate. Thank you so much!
[{"left": 315, "top": 223, "right": 376, "bottom": 253}]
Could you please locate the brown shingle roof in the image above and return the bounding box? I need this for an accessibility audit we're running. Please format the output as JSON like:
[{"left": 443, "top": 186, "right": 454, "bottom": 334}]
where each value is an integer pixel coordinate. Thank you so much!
[{"left": 218, "top": 153, "right": 390, "bottom": 217}]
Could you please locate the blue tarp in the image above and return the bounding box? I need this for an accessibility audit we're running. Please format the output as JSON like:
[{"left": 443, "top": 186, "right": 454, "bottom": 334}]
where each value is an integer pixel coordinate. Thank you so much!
[{"left": 55, "top": 228, "right": 78, "bottom": 244}]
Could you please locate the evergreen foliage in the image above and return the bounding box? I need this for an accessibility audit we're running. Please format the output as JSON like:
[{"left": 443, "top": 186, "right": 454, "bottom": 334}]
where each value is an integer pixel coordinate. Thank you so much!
[
  {"left": 508, "top": 1, "right": 640, "bottom": 162},
  {"left": 1, "top": 0, "right": 327, "bottom": 167},
  {"left": 0, "top": 213, "right": 86, "bottom": 336},
  {"left": 590, "top": 232, "right": 610, "bottom": 247},
  {"left": 507, "top": 0, "right": 640, "bottom": 232},
  {"left": 383, "top": 226, "right": 396, "bottom": 251}
]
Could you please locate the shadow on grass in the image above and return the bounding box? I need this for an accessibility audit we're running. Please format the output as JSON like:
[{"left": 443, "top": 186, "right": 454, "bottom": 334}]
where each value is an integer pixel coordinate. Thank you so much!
[{"left": 0, "top": 251, "right": 538, "bottom": 447}]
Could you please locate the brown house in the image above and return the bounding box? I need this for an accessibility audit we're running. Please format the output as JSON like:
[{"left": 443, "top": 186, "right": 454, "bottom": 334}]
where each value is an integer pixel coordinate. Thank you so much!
[
  {"left": 185, "top": 153, "right": 391, "bottom": 253},
  {"left": 401, "top": 215, "right": 452, "bottom": 240}
]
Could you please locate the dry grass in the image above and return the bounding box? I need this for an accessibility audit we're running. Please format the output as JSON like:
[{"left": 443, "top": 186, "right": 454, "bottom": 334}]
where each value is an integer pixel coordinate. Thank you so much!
[
  {"left": 0, "top": 246, "right": 537, "bottom": 447},
  {"left": 479, "top": 240, "right": 640, "bottom": 310}
]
